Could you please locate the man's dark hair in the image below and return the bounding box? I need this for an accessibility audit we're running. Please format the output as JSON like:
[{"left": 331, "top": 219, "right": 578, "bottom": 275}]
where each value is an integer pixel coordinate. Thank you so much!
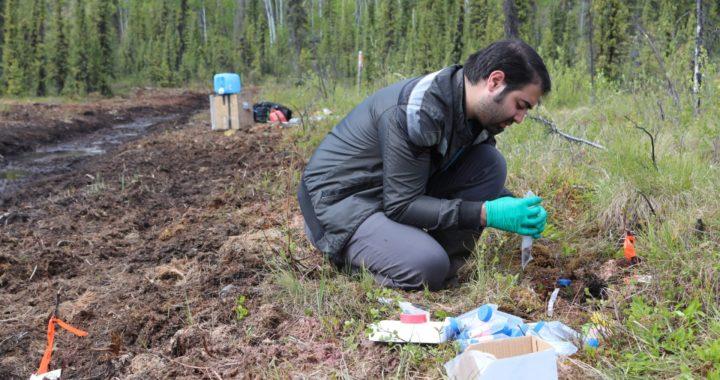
[{"left": 464, "top": 39, "right": 551, "bottom": 98}]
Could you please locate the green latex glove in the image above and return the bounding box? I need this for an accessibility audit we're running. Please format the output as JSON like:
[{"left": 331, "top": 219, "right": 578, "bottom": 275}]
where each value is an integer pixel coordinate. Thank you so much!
[{"left": 485, "top": 196, "right": 547, "bottom": 238}]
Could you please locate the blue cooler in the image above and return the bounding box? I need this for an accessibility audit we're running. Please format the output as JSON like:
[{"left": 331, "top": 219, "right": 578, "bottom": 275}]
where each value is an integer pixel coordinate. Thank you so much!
[{"left": 213, "top": 73, "right": 241, "bottom": 95}]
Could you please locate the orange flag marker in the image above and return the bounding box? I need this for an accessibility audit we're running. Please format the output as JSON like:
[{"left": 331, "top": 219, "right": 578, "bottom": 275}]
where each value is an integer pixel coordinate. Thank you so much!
[
  {"left": 35, "top": 316, "right": 88, "bottom": 375},
  {"left": 623, "top": 231, "right": 637, "bottom": 262}
]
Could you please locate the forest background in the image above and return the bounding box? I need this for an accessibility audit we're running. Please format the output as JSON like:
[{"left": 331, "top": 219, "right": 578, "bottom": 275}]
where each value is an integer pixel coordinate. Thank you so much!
[{"left": 0, "top": 0, "right": 718, "bottom": 100}]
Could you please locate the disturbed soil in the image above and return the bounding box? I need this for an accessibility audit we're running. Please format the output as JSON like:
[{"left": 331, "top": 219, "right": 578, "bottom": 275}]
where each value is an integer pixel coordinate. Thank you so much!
[
  {"left": 0, "top": 90, "right": 396, "bottom": 379},
  {"left": 0, "top": 90, "right": 631, "bottom": 378}
]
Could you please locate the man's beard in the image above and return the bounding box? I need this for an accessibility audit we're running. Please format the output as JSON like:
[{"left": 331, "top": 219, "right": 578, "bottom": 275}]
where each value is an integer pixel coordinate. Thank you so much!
[
  {"left": 483, "top": 121, "right": 507, "bottom": 136},
  {"left": 477, "top": 97, "right": 513, "bottom": 136}
]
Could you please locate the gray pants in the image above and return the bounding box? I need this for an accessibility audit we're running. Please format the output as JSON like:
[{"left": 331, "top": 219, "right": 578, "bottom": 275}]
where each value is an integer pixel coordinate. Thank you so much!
[{"left": 311, "top": 143, "right": 508, "bottom": 290}]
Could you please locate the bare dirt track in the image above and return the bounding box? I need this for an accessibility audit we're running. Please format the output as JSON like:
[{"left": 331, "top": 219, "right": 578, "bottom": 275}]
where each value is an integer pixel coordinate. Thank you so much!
[{"left": 0, "top": 90, "right": 392, "bottom": 379}]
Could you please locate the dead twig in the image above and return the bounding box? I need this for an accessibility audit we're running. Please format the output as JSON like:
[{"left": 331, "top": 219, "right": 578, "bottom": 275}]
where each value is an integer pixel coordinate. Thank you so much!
[
  {"left": 155, "top": 351, "right": 211, "bottom": 371},
  {"left": 54, "top": 288, "right": 62, "bottom": 317},
  {"left": 637, "top": 192, "right": 657, "bottom": 216},
  {"left": 0, "top": 307, "right": 32, "bottom": 323},
  {"left": 528, "top": 115, "right": 606, "bottom": 150},
  {"left": 624, "top": 116, "right": 659, "bottom": 171}
]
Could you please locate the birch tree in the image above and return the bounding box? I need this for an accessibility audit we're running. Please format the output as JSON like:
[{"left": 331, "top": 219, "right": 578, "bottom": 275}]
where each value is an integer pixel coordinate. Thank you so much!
[
  {"left": 263, "top": 0, "right": 276, "bottom": 44},
  {"left": 692, "top": 0, "right": 703, "bottom": 113}
]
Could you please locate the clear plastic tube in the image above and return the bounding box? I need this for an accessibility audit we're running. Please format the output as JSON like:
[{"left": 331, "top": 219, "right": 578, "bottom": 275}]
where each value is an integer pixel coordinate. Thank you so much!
[
  {"left": 490, "top": 305, "right": 528, "bottom": 337},
  {"left": 443, "top": 304, "right": 496, "bottom": 339},
  {"left": 521, "top": 190, "right": 535, "bottom": 269},
  {"left": 458, "top": 318, "right": 508, "bottom": 339}
]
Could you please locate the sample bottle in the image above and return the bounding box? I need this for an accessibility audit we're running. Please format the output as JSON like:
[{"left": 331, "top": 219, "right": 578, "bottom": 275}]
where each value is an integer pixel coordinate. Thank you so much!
[{"left": 443, "top": 304, "right": 496, "bottom": 339}]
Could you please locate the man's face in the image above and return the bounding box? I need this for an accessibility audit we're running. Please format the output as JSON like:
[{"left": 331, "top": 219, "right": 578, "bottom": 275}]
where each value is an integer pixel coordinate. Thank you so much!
[{"left": 466, "top": 71, "right": 543, "bottom": 135}]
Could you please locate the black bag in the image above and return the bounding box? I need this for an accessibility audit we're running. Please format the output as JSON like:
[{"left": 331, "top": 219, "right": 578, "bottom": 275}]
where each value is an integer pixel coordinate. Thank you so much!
[{"left": 252, "top": 102, "right": 293, "bottom": 123}]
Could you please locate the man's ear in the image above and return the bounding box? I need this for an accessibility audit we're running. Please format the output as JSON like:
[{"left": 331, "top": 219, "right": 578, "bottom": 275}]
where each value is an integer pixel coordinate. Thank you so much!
[{"left": 486, "top": 70, "right": 506, "bottom": 92}]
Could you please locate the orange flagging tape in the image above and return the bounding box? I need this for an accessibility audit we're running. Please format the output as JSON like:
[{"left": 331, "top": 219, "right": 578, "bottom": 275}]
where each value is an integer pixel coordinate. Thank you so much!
[
  {"left": 36, "top": 316, "right": 88, "bottom": 375},
  {"left": 623, "top": 232, "right": 637, "bottom": 261}
]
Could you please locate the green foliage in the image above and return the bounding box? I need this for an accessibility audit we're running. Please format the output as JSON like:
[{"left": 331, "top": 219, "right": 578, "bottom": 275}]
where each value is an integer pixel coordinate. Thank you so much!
[
  {"left": 592, "top": 0, "right": 630, "bottom": 81},
  {"left": 46, "top": 0, "right": 68, "bottom": 94},
  {"left": 64, "top": 0, "right": 89, "bottom": 95},
  {"left": 28, "top": 0, "right": 47, "bottom": 96},
  {"left": 234, "top": 295, "right": 249, "bottom": 321},
  {"left": 1, "top": 0, "right": 24, "bottom": 95},
  {"left": 0, "top": 0, "right": 716, "bottom": 96},
  {"left": 87, "top": 0, "right": 114, "bottom": 95}
]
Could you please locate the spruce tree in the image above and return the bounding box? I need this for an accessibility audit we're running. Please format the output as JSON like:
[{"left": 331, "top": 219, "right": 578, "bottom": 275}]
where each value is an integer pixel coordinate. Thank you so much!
[
  {"left": 29, "top": 0, "right": 47, "bottom": 96},
  {"left": 94, "top": 0, "right": 114, "bottom": 95},
  {"left": 450, "top": 0, "right": 464, "bottom": 64},
  {"left": 0, "top": 0, "right": 6, "bottom": 80},
  {"left": 467, "top": 0, "right": 488, "bottom": 52},
  {"left": 593, "top": 0, "right": 630, "bottom": 81},
  {"left": 1, "top": 0, "right": 24, "bottom": 95},
  {"left": 415, "top": 0, "right": 434, "bottom": 72},
  {"left": 176, "top": 0, "right": 188, "bottom": 70},
  {"left": 545, "top": 0, "right": 577, "bottom": 64},
  {"left": 64, "top": 0, "right": 90, "bottom": 95},
  {"left": 379, "top": 0, "right": 397, "bottom": 68},
  {"left": 286, "top": 0, "right": 307, "bottom": 72},
  {"left": 47, "top": 0, "right": 69, "bottom": 94}
]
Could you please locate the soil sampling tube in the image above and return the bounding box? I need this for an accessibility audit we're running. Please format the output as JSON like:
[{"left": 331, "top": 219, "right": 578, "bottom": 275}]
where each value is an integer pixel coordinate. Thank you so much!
[{"left": 521, "top": 190, "right": 536, "bottom": 269}]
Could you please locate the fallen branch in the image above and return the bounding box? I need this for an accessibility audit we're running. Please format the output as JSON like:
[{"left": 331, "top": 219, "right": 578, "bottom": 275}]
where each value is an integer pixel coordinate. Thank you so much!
[{"left": 528, "top": 115, "right": 606, "bottom": 150}]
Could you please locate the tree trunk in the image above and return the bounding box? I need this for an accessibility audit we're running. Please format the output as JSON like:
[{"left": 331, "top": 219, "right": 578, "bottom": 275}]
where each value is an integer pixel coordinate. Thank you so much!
[
  {"left": 201, "top": 2, "right": 207, "bottom": 45},
  {"left": 263, "top": 0, "right": 276, "bottom": 44},
  {"left": 234, "top": 0, "right": 245, "bottom": 41},
  {"left": 176, "top": 0, "right": 188, "bottom": 70},
  {"left": 451, "top": 1, "right": 464, "bottom": 64},
  {"left": 584, "top": 0, "right": 595, "bottom": 103},
  {"left": 693, "top": 0, "right": 703, "bottom": 113},
  {"left": 503, "top": 0, "right": 519, "bottom": 39}
]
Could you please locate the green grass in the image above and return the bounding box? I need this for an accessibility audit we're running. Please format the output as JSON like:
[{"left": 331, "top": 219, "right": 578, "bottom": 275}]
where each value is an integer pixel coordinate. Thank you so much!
[{"left": 252, "top": 65, "right": 720, "bottom": 377}]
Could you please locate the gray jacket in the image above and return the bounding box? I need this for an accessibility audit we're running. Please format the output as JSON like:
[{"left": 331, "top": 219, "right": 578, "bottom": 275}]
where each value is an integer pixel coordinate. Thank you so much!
[{"left": 298, "top": 65, "right": 501, "bottom": 263}]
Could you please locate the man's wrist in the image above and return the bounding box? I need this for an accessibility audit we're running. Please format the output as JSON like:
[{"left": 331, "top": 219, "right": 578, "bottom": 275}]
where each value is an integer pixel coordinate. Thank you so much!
[{"left": 481, "top": 202, "right": 487, "bottom": 228}]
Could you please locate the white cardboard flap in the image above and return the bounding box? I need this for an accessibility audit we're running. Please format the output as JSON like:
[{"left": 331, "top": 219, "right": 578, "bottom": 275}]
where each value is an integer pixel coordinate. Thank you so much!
[
  {"left": 451, "top": 336, "right": 558, "bottom": 380},
  {"left": 368, "top": 320, "right": 447, "bottom": 344}
]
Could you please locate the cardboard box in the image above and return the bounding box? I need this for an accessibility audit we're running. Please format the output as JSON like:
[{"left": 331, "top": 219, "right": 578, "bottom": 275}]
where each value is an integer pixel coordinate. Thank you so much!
[
  {"left": 209, "top": 94, "right": 253, "bottom": 130},
  {"left": 450, "top": 336, "right": 557, "bottom": 380}
]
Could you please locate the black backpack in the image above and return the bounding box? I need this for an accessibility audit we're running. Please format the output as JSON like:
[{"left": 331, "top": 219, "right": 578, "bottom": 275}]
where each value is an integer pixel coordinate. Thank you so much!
[{"left": 252, "top": 102, "right": 293, "bottom": 123}]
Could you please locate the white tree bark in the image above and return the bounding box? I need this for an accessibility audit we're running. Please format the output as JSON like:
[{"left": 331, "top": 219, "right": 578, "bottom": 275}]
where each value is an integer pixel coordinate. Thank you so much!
[
  {"left": 117, "top": 1, "right": 128, "bottom": 40},
  {"left": 276, "top": 0, "right": 284, "bottom": 26},
  {"left": 693, "top": 0, "right": 703, "bottom": 113},
  {"left": 263, "top": 0, "right": 277, "bottom": 44},
  {"left": 355, "top": 0, "right": 362, "bottom": 26},
  {"left": 201, "top": 2, "right": 208, "bottom": 45}
]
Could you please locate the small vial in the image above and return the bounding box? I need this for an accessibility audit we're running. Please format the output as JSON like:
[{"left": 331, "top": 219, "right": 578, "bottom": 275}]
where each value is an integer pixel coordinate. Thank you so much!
[
  {"left": 458, "top": 319, "right": 507, "bottom": 339},
  {"left": 521, "top": 190, "right": 535, "bottom": 269},
  {"left": 443, "top": 304, "right": 496, "bottom": 339}
]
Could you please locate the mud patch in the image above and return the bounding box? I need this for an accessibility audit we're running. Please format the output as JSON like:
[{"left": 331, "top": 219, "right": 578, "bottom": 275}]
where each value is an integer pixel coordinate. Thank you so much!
[{"left": 0, "top": 95, "right": 316, "bottom": 377}]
